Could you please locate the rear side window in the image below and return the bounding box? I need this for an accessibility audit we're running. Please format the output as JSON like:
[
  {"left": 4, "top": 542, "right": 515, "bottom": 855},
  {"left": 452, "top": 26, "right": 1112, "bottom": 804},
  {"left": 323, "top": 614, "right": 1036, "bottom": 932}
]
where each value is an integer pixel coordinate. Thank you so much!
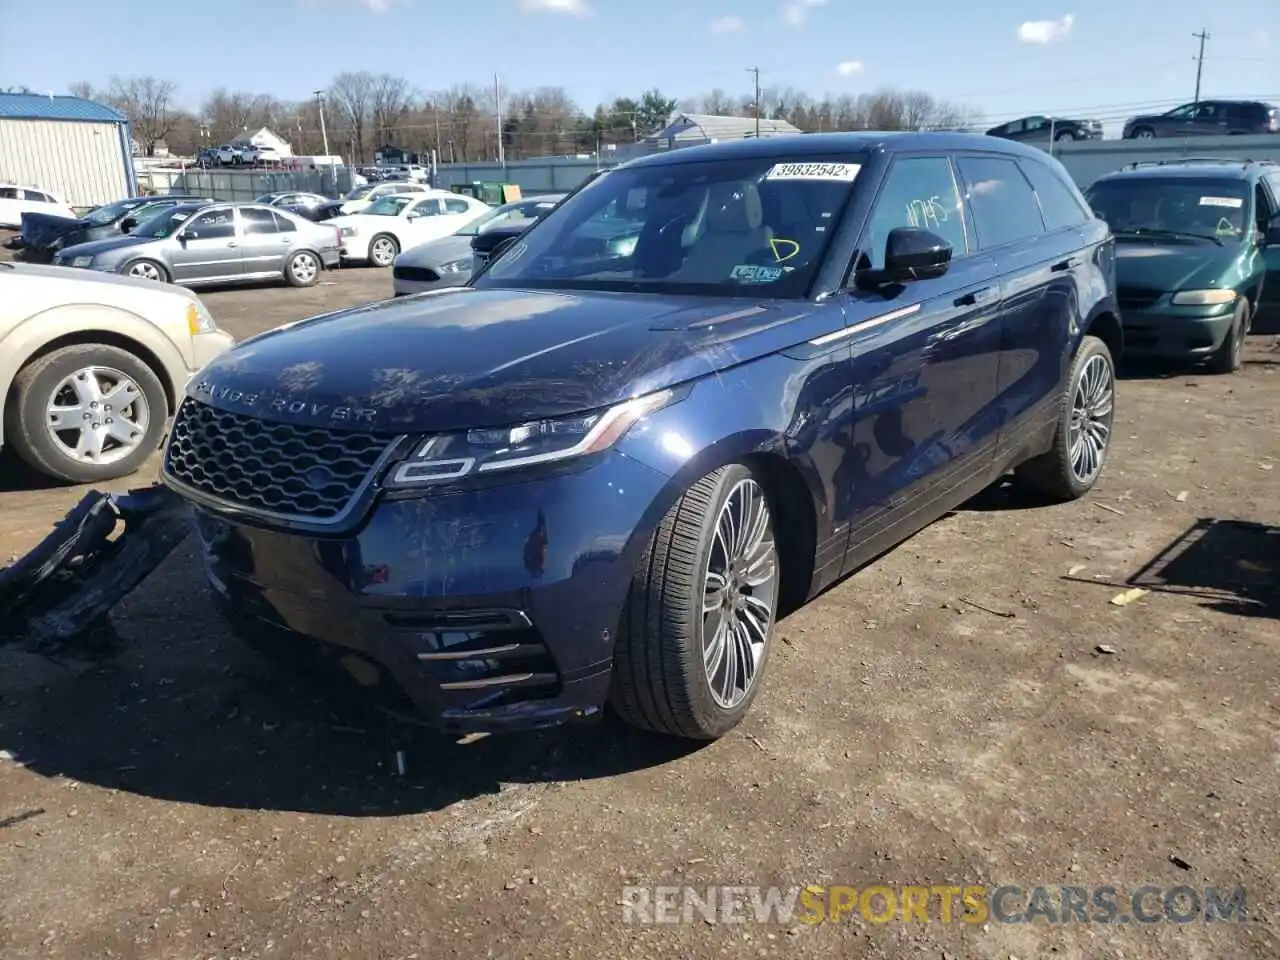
[
  {"left": 272, "top": 212, "right": 296, "bottom": 232},
  {"left": 444, "top": 198, "right": 471, "bottom": 214},
  {"left": 24, "top": 190, "right": 51, "bottom": 202},
  {"left": 956, "top": 155, "right": 1045, "bottom": 248},
  {"left": 0, "top": 187, "right": 17, "bottom": 199},
  {"left": 240, "top": 207, "right": 277, "bottom": 235},
  {"left": 1018, "top": 158, "right": 1090, "bottom": 231},
  {"left": 860, "top": 156, "right": 969, "bottom": 269}
]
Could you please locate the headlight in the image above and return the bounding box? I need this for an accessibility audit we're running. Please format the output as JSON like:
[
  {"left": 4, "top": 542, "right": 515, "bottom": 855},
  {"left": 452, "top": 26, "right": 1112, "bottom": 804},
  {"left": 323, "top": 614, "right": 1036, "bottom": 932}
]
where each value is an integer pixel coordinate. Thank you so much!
[
  {"left": 71, "top": 255, "right": 93, "bottom": 267},
  {"left": 1170, "top": 289, "right": 1237, "bottom": 306},
  {"left": 186, "top": 300, "right": 218, "bottom": 335},
  {"left": 437, "top": 258, "right": 470, "bottom": 274},
  {"left": 386, "top": 388, "right": 678, "bottom": 488},
  {"left": 340, "top": 226, "right": 358, "bottom": 237}
]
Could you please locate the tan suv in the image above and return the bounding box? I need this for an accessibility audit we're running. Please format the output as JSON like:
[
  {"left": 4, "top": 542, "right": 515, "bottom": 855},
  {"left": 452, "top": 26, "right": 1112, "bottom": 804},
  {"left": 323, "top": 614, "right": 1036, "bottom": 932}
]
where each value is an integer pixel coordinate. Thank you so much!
[{"left": 0, "top": 261, "right": 234, "bottom": 483}]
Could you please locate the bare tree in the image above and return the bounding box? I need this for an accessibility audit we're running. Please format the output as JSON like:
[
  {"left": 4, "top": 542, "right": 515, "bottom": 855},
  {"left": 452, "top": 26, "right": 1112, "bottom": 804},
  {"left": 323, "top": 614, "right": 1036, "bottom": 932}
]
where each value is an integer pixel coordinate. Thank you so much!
[
  {"left": 369, "top": 74, "right": 414, "bottom": 150},
  {"left": 696, "top": 88, "right": 737, "bottom": 115},
  {"left": 68, "top": 81, "right": 95, "bottom": 100},
  {"left": 328, "top": 71, "right": 375, "bottom": 164},
  {"left": 105, "top": 76, "right": 178, "bottom": 156},
  {"left": 201, "top": 89, "right": 266, "bottom": 143}
]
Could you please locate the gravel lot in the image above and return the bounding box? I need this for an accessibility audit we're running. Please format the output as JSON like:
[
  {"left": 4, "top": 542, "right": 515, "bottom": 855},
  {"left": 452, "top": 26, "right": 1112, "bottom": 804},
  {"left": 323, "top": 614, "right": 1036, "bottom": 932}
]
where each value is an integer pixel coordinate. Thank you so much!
[{"left": 1, "top": 259, "right": 1278, "bottom": 959}]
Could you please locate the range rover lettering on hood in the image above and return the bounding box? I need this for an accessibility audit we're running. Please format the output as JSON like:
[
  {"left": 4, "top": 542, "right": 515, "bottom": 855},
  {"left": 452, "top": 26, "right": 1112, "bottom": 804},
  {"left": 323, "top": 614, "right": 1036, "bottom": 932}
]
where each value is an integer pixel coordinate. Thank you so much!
[{"left": 192, "top": 380, "right": 379, "bottom": 425}]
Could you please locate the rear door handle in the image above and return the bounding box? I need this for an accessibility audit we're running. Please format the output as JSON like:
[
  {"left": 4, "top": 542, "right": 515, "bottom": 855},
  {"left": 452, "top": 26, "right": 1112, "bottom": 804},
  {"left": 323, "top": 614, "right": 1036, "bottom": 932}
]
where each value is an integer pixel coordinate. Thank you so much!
[
  {"left": 954, "top": 286, "right": 997, "bottom": 307},
  {"left": 1051, "top": 257, "right": 1078, "bottom": 272}
]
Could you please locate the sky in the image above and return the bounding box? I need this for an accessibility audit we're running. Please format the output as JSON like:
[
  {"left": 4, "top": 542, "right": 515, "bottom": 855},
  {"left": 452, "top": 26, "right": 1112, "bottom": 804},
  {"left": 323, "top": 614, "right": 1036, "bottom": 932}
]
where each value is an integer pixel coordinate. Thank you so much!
[{"left": 1, "top": 0, "right": 1276, "bottom": 135}]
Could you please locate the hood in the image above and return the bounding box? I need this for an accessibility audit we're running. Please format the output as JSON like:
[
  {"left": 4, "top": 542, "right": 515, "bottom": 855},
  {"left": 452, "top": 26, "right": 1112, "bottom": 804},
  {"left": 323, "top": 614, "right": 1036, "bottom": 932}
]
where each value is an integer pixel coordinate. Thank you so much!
[
  {"left": 20, "top": 211, "right": 84, "bottom": 247},
  {"left": 189, "top": 287, "right": 821, "bottom": 434},
  {"left": 1114, "top": 241, "right": 1241, "bottom": 291},
  {"left": 10, "top": 260, "right": 193, "bottom": 296},
  {"left": 57, "top": 234, "right": 156, "bottom": 260},
  {"left": 397, "top": 234, "right": 473, "bottom": 267}
]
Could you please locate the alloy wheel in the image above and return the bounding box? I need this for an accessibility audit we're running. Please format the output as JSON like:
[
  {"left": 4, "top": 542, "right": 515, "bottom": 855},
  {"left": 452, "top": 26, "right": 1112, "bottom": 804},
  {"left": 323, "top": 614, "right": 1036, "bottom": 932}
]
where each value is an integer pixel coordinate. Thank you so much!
[
  {"left": 371, "top": 238, "right": 396, "bottom": 266},
  {"left": 1068, "top": 353, "right": 1114, "bottom": 484},
  {"left": 128, "top": 261, "right": 162, "bottom": 281},
  {"left": 291, "top": 252, "right": 318, "bottom": 283},
  {"left": 44, "top": 365, "right": 151, "bottom": 465},
  {"left": 701, "top": 478, "right": 779, "bottom": 709}
]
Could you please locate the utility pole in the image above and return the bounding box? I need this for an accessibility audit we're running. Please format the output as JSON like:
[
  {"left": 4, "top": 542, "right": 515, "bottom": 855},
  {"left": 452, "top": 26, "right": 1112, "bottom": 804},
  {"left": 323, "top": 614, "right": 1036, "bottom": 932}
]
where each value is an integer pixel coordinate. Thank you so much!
[
  {"left": 747, "top": 66, "right": 762, "bottom": 138},
  {"left": 494, "top": 72, "right": 506, "bottom": 169},
  {"left": 313, "top": 89, "right": 330, "bottom": 158},
  {"left": 1192, "top": 29, "right": 1210, "bottom": 105}
]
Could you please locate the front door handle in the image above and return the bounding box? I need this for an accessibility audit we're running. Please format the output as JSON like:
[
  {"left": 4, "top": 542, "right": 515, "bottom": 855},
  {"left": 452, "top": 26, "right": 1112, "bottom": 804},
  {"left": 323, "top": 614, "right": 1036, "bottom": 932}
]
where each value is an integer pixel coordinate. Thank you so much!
[
  {"left": 1051, "top": 257, "right": 1078, "bottom": 272},
  {"left": 954, "top": 286, "right": 997, "bottom": 307},
  {"left": 226, "top": 241, "right": 238, "bottom": 248}
]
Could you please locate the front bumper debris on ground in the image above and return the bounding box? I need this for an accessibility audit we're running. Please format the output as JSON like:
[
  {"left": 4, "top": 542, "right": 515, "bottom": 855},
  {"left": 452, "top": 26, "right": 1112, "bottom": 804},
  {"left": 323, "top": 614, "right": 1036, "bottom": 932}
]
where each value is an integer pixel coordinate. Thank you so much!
[{"left": 0, "top": 485, "right": 190, "bottom": 654}]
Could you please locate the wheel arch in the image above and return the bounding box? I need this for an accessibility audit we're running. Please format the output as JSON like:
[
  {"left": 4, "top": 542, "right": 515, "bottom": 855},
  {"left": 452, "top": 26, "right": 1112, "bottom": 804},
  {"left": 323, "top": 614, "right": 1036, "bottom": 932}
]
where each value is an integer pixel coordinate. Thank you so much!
[
  {"left": 1, "top": 315, "right": 183, "bottom": 449},
  {"left": 1082, "top": 304, "right": 1123, "bottom": 362}
]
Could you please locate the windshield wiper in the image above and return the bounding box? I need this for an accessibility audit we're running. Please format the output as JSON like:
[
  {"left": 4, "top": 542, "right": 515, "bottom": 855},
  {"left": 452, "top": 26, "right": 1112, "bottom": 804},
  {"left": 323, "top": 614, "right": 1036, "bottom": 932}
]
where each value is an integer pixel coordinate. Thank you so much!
[{"left": 1114, "top": 227, "right": 1222, "bottom": 246}]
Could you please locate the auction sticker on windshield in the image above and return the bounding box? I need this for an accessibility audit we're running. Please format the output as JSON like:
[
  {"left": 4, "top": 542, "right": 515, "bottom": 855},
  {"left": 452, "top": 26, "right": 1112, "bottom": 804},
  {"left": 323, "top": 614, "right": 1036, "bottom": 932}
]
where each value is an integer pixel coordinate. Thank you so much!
[
  {"left": 1199, "top": 196, "right": 1243, "bottom": 208},
  {"left": 765, "top": 162, "right": 861, "bottom": 182}
]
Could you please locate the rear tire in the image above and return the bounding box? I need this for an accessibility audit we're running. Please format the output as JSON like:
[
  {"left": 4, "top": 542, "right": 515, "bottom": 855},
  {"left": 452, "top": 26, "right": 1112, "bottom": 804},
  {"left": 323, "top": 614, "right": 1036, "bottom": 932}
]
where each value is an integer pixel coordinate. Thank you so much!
[
  {"left": 1013, "top": 334, "right": 1115, "bottom": 502},
  {"left": 286, "top": 250, "right": 321, "bottom": 287},
  {"left": 1054, "top": 129, "right": 1076, "bottom": 142},
  {"left": 4, "top": 343, "right": 168, "bottom": 484},
  {"left": 1206, "top": 298, "right": 1248, "bottom": 374},
  {"left": 1130, "top": 127, "right": 1156, "bottom": 139},
  {"left": 610, "top": 463, "right": 781, "bottom": 740}
]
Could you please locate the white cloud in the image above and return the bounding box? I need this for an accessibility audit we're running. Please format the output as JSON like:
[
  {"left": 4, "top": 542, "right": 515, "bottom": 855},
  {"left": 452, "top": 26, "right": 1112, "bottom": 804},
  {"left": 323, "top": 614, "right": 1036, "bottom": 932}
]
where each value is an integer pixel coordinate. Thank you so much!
[
  {"left": 519, "top": 0, "right": 592, "bottom": 15},
  {"left": 710, "top": 15, "right": 745, "bottom": 35},
  {"left": 1017, "top": 13, "right": 1074, "bottom": 44},
  {"left": 782, "top": 0, "right": 827, "bottom": 27},
  {"left": 298, "top": 0, "right": 405, "bottom": 11},
  {"left": 835, "top": 60, "right": 865, "bottom": 77}
]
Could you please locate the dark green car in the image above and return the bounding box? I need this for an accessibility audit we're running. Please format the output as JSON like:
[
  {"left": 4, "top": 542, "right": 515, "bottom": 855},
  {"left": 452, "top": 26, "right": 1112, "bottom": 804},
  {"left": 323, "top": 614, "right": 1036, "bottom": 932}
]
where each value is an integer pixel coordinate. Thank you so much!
[{"left": 1084, "top": 159, "right": 1280, "bottom": 373}]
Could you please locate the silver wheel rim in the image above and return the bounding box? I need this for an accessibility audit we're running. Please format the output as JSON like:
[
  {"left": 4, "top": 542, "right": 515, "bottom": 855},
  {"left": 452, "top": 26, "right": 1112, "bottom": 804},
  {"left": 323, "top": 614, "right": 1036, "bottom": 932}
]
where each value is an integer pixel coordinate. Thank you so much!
[
  {"left": 371, "top": 238, "right": 395, "bottom": 265},
  {"left": 1068, "top": 354, "right": 1113, "bottom": 484},
  {"left": 129, "top": 261, "right": 161, "bottom": 281},
  {"left": 45, "top": 365, "right": 151, "bottom": 465},
  {"left": 1136, "top": 130, "right": 1154, "bottom": 139},
  {"left": 291, "top": 252, "right": 318, "bottom": 283},
  {"left": 701, "top": 478, "right": 779, "bottom": 709}
]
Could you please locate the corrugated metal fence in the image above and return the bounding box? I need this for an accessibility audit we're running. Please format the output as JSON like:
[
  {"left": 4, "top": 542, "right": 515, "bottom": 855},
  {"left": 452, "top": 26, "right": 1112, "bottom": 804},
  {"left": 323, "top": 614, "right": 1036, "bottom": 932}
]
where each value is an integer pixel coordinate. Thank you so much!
[
  {"left": 137, "top": 166, "right": 353, "bottom": 201},
  {"left": 431, "top": 134, "right": 1280, "bottom": 194}
]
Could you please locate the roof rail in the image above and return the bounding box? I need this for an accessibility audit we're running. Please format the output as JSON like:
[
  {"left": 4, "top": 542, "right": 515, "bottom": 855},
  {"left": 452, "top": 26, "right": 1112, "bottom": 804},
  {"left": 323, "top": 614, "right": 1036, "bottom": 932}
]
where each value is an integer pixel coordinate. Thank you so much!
[{"left": 1122, "top": 156, "right": 1277, "bottom": 171}]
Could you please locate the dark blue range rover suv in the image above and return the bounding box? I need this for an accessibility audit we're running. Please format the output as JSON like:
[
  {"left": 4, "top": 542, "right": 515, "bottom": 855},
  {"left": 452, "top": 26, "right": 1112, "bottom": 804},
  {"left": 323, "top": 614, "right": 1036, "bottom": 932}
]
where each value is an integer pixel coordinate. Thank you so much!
[{"left": 162, "top": 133, "right": 1121, "bottom": 740}]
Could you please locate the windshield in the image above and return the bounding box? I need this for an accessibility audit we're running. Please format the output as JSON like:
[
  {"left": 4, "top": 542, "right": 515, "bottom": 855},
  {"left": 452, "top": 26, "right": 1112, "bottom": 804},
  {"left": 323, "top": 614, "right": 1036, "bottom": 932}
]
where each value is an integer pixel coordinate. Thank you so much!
[
  {"left": 473, "top": 155, "right": 864, "bottom": 297},
  {"left": 344, "top": 185, "right": 374, "bottom": 201},
  {"left": 362, "top": 196, "right": 414, "bottom": 217},
  {"left": 1085, "top": 178, "right": 1251, "bottom": 240},
  {"left": 455, "top": 200, "right": 558, "bottom": 237},
  {"left": 254, "top": 193, "right": 282, "bottom": 203},
  {"left": 132, "top": 207, "right": 196, "bottom": 239},
  {"left": 83, "top": 199, "right": 142, "bottom": 227}
]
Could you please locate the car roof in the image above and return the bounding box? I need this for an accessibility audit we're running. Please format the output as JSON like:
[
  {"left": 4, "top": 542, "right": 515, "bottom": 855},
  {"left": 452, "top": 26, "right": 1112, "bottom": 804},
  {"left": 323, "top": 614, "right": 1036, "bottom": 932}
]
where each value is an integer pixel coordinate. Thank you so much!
[
  {"left": 1093, "top": 159, "right": 1270, "bottom": 184},
  {"left": 619, "top": 130, "right": 1052, "bottom": 170}
]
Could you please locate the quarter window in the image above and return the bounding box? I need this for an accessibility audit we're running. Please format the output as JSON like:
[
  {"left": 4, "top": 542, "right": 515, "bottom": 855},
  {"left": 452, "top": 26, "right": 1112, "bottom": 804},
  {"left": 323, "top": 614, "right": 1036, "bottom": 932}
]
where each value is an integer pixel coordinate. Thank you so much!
[
  {"left": 1019, "top": 158, "right": 1090, "bottom": 231},
  {"left": 272, "top": 212, "right": 297, "bottom": 232},
  {"left": 860, "top": 156, "right": 968, "bottom": 270},
  {"left": 956, "top": 155, "right": 1045, "bottom": 249}
]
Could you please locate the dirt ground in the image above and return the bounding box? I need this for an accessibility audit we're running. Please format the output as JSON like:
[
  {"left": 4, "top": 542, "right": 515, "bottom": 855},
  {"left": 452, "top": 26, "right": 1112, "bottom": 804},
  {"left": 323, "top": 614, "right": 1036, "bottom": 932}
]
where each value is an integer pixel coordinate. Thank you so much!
[{"left": 1, "top": 258, "right": 1278, "bottom": 959}]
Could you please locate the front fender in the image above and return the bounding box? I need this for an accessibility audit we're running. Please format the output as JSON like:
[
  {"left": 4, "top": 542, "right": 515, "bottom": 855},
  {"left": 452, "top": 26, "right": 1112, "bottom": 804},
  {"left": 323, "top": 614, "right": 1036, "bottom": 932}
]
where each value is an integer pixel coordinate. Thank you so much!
[{"left": 0, "top": 303, "right": 190, "bottom": 448}]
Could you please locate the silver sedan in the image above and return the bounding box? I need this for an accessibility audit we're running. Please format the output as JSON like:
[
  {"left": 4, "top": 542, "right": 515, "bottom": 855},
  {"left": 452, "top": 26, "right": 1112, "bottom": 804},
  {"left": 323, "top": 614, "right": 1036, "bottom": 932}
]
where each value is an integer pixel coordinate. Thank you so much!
[{"left": 53, "top": 202, "right": 342, "bottom": 288}]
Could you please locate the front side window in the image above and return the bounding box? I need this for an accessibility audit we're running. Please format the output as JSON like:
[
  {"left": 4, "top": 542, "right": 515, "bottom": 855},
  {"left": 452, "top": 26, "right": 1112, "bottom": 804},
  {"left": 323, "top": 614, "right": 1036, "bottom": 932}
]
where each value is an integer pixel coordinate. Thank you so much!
[
  {"left": 135, "top": 207, "right": 197, "bottom": 239},
  {"left": 1019, "top": 158, "right": 1091, "bottom": 231},
  {"left": 363, "top": 196, "right": 414, "bottom": 217},
  {"left": 187, "top": 208, "right": 236, "bottom": 240},
  {"left": 475, "top": 154, "right": 865, "bottom": 297},
  {"left": 859, "top": 156, "right": 968, "bottom": 270},
  {"left": 1085, "top": 177, "right": 1250, "bottom": 241},
  {"left": 444, "top": 197, "right": 471, "bottom": 214},
  {"left": 1167, "top": 104, "right": 1196, "bottom": 120},
  {"left": 956, "top": 155, "right": 1045, "bottom": 249}
]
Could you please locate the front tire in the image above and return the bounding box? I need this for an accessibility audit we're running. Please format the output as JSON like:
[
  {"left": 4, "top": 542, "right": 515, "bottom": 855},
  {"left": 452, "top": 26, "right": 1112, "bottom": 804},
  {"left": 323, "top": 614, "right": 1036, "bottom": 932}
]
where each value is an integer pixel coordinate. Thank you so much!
[
  {"left": 1205, "top": 298, "right": 1248, "bottom": 375},
  {"left": 1054, "top": 129, "right": 1076, "bottom": 142},
  {"left": 1013, "top": 334, "right": 1115, "bottom": 502},
  {"left": 368, "top": 234, "right": 399, "bottom": 267},
  {"left": 610, "top": 464, "right": 781, "bottom": 740},
  {"left": 123, "top": 258, "right": 169, "bottom": 283},
  {"left": 4, "top": 343, "right": 168, "bottom": 484}
]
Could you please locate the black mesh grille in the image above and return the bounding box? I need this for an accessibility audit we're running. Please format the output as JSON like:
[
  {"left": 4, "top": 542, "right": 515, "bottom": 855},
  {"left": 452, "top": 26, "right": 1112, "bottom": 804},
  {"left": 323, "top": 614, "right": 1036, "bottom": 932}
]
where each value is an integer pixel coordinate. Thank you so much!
[
  {"left": 163, "top": 399, "right": 390, "bottom": 520},
  {"left": 393, "top": 265, "right": 439, "bottom": 282},
  {"left": 1117, "top": 286, "right": 1162, "bottom": 310}
]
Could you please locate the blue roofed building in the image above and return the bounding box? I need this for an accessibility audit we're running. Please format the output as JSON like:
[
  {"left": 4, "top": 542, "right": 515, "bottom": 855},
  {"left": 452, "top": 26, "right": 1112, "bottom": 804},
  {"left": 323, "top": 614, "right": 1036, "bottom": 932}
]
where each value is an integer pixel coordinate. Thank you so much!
[{"left": 0, "top": 93, "right": 137, "bottom": 209}]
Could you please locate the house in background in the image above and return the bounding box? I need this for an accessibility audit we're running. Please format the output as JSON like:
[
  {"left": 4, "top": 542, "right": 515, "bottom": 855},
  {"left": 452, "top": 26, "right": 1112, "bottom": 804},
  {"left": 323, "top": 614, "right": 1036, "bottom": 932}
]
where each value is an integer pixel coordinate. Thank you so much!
[
  {"left": 246, "top": 127, "right": 292, "bottom": 157},
  {"left": 642, "top": 113, "right": 802, "bottom": 150},
  {"left": 374, "top": 143, "right": 421, "bottom": 166}
]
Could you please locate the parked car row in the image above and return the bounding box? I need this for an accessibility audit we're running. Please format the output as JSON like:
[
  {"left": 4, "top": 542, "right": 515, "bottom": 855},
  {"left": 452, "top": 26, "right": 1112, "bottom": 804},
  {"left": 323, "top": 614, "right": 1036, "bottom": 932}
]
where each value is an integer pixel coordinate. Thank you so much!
[
  {"left": 9, "top": 194, "right": 213, "bottom": 263},
  {"left": 987, "top": 100, "right": 1279, "bottom": 143},
  {"left": 194, "top": 142, "right": 284, "bottom": 167}
]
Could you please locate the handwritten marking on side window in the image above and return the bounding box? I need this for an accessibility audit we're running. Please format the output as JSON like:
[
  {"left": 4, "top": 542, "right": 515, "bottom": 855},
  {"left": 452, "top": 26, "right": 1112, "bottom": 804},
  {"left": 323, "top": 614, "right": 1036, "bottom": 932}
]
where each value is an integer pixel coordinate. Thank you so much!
[{"left": 905, "top": 197, "right": 949, "bottom": 229}]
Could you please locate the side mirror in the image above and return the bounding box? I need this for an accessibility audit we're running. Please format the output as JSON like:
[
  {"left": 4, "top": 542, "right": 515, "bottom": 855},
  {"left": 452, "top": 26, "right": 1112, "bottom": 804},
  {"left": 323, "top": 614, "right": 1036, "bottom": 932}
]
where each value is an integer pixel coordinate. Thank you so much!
[
  {"left": 406, "top": 212, "right": 420, "bottom": 221},
  {"left": 120, "top": 217, "right": 137, "bottom": 233},
  {"left": 856, "top": 227, "right": 953, "bottom": 288},
  {"left": 179, "top": 229, "right": 197, "bottom": 242}
]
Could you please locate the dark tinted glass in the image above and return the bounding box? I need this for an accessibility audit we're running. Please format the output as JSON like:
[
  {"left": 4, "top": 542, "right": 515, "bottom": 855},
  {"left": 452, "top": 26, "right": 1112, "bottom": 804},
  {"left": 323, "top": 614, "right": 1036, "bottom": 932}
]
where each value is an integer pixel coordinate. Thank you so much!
[
  {"left": 861, "top": 156, "right": 968, "bottom": 269},
  {"left": 956, "top": 155, "right": 1045, "bottom": 248},
  {"left": 272, "top": 211, "right": 297, "bottom": 232},
  {"left": 1019, "top": 158, "right": 1090, "bottom": 231},
  {"left": 189, "top": 209, "right": 235, "bottom": 240}
]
